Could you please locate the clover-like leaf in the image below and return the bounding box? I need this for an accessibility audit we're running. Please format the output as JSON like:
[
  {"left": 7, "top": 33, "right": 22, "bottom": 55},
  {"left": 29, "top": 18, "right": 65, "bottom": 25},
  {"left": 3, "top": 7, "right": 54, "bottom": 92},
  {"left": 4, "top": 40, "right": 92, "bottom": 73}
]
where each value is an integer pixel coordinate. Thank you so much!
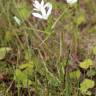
[
  {"left": 79, "top": 59, "right": 93, "bottom": 69},
  {"left": 69, "top": 70, "right": 81, "bottom": 80},
  {"left": 80, "top": 79, "right": 95, "bottom": 95},
  {"left": 0, "top": 47, "right": 11, "bottom": 60},
  {"left": 20, "top": 62, "right": 33, "bottom": 75},
  {"left": 87, "top": 69, "right": 96, "bottom": 77},
  {"left": 14, "top": 69, "right": 32, "bottom": 88}
]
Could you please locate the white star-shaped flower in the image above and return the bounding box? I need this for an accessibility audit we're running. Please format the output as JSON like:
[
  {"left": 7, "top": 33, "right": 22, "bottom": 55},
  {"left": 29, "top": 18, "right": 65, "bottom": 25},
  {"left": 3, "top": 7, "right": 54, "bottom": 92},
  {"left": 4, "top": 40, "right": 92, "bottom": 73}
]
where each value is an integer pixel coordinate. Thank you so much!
[
  {"left": 32, "top": 0, "right": 52, "bottom": 20},
  {"left": 66, "top": 0, "right": 78, "bottom": 4}
]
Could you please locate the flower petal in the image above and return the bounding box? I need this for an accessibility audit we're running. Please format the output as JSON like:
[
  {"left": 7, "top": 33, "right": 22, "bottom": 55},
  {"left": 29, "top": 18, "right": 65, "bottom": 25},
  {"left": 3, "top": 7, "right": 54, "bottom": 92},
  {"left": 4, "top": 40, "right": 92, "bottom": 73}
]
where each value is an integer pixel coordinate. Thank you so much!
[
  {"left": 33, "top": 0, "right": 41, "bottom": 10},
  {"left": 32, "top": 0, "right": 52, "bottom": 20},
  {"left": 32, "top": 13, "right": 43, "bottom": 19},
  {"left": 66, "top": 0, "right": 78, "bottom": 4},
  {"left": 33, "top": 8, "right": 39, "bottom": 11},
  {"left": 41, "top": 7, "right": 46, "bottom": 17},
  {"left": 41, "top": 0, "right": 44, "bottom": 6},
  {"left": 44, "top": 3, "right": 52, "bottom": 18}
]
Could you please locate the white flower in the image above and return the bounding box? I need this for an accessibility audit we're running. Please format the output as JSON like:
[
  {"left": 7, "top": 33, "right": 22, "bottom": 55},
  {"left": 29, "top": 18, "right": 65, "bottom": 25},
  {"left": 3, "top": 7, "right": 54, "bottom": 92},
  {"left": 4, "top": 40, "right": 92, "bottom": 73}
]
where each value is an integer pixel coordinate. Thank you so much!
[
  {"left": 66, "top": 0, "right": 78, "bottom": 4},
  {"left": 32, "top": 0, "right": 52, "bottom": 20}
]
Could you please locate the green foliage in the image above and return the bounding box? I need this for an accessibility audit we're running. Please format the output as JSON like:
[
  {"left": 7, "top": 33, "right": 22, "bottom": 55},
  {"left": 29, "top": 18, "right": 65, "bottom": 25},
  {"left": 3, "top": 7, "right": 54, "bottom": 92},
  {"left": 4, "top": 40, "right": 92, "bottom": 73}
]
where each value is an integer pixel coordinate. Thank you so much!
[
  {"left": 14, "top": 69, "right": 32, "bottom": 88},
  {"left": 74, "top": 10, "right": 86, "bottom": 26},
  {"left": 47, "top": 72, "right": 60, "bottom": 87},
  {"left": 4, "top": 31, "right": 14, "bottom": 42},
  {"left": 0, "top": 47, "right": 11, "bottom": 60},
  {"left": 0, "top": 0, "right": 96, "bottom": 95},
  {"left": 45, "top": 16, "right": 53, "bottom": 33},
  {"left": 79, "top": 59, "right": 93, "bottom": 70},
  {"left": 69, "top": 70, "right": 81, "bottom": 80},
  {"left": 0, "top": 61, "right": 13, "bottom": 75},
  {"left": 88, "top": 26, "right": 96, "bottom": 33},
  {"left": 80, "top": 79, "right": 95, "bottom": 95},
  {"left": 17, "top": 1, "right": 31, "bottom": 20},
  {"left": 24, "top": 49, "right": 32, "bottom": 61},
  {"left": 14, "top": 62, "right": 33, "bottom": 88},
  {"left": 87, "top": 69, "right": 96, "bottom": 77},
  {"left": 92, "top": 46, "right": 96, "bottom": 55}
]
